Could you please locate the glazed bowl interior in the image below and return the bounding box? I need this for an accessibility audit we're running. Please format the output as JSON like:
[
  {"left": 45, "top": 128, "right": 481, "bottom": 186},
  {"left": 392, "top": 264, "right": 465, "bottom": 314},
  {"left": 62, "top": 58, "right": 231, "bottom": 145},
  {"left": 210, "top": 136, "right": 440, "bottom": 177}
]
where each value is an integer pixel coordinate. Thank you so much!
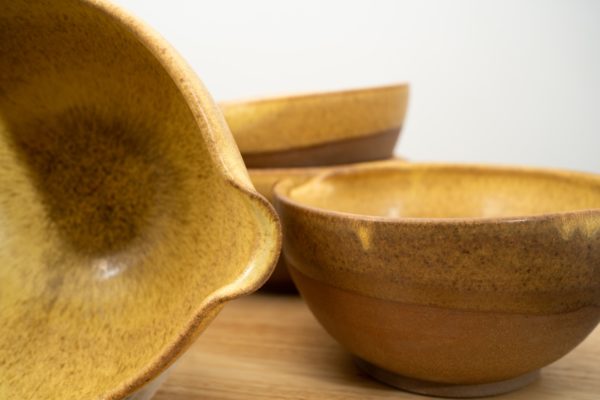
[
  {"left": 0, "top": 1, "right": 278, "bottom": 399},
  {"left": 285, "top": 163, "right": 600, "bottom": 219}
]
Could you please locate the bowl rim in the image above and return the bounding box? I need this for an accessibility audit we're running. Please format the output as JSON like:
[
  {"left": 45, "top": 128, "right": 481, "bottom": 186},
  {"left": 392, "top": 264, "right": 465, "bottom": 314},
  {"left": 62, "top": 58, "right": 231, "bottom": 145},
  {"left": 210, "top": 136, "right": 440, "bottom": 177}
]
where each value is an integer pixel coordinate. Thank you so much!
[
  {"left": 14, "top": 1, "right": 281, "bottom": 399},
  {"left": 219, "top": 82, "right": 409, "bottom": 109},
  {"left": 248, "top": 157, "right": 407, "bottom": 177},
  {"left": 273, "top": 160, "right": 600, "bottom": 225}
]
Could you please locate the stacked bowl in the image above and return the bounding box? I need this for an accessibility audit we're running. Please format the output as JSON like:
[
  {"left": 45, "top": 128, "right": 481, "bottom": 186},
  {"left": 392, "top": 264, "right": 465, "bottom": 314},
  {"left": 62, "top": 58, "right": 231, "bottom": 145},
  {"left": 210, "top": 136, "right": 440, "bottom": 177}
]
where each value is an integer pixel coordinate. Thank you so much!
[
  {"left": 221, "top": 84, "right": 410, "bottom": 289},
  {"left": 222, "top": 72, "right": 599, "bottom": 398}
]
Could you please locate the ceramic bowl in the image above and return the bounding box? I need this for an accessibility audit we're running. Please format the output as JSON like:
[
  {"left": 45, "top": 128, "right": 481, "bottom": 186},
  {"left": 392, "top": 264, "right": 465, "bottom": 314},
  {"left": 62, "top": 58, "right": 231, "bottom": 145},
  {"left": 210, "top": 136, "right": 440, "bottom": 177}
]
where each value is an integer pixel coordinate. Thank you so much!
[
  {"left": 274, "top": 161, "right": 600, "bottom": 398},
  {"left": 221, "top": 84, "right": 409, "bottom": 168},
  {"left": 0, "top": 1, "right": 280, "bottom": 399},
  {"left": 250, "top": 159, "right": 404, "bottom": 290}
]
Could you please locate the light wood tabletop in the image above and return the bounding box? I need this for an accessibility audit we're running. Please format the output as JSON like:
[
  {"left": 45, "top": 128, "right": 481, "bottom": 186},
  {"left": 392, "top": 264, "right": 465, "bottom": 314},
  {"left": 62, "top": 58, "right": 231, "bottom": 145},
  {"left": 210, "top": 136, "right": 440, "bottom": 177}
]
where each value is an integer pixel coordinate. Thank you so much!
[{"left": 154, "top": 294, "right": 600, "bottom": 400}]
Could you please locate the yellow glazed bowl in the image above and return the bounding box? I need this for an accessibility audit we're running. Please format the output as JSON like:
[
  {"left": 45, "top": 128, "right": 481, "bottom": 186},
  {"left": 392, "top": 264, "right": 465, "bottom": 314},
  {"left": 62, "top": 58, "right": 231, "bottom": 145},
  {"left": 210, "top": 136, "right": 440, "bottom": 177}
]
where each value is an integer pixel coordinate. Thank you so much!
[
  {"left": 221, "top": 84, "right": 409, "bottom": 168},
  {"left": 0, "top": 1, "right": 280, "bottom": 399},
  {"left": 274, "top": 161, "right": 600, "bottom": 398},
  {"left": 250, "top": 158, "right": 403, "bottom": 290}
]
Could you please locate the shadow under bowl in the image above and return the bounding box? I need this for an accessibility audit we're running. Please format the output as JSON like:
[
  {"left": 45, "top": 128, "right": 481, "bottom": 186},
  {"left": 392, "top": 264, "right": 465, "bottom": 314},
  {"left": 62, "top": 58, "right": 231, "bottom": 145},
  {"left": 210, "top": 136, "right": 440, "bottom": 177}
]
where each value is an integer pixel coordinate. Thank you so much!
[{"left": 274, "top": 161, "right": 600, "bottom": 398}]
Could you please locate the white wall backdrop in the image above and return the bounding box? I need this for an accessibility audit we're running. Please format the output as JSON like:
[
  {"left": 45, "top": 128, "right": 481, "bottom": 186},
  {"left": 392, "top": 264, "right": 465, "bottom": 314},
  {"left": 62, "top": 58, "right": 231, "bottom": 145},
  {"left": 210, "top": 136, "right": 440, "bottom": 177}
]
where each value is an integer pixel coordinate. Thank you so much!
[{"left": 114, "top": 0, "right": 600, "bottom": 173}]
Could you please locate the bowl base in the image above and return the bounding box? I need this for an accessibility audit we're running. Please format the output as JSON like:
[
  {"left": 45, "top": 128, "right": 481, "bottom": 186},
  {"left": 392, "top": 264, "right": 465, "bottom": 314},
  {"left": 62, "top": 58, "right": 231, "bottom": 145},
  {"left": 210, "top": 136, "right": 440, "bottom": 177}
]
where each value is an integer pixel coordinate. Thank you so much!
[{"left": 354, "top": 358, "right": 539, "bottom": 398}]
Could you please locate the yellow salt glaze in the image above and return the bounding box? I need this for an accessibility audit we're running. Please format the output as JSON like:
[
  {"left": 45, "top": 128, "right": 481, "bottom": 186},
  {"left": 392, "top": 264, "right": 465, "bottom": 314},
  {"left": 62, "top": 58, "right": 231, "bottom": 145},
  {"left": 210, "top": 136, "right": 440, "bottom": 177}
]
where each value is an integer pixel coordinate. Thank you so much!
[{"left": 0, "top": 1, "right": 280, "bottom": 399}]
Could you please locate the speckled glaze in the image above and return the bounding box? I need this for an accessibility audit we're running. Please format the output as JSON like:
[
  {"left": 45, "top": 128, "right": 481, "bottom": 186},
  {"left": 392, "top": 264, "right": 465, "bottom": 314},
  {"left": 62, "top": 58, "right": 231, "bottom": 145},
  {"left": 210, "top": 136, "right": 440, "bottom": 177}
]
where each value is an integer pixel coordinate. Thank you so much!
[
  {"left": 250, "top": 159, "right": 403, "bottom": 289},
  {"left": 274, "top": 161, "right": 600, "bottom": 397},
  {"left": 221, "top": 84, "right": 409, "bottom": 168},
  {"left": 0, "top": 1, "right": 280, "bottom": 399}
]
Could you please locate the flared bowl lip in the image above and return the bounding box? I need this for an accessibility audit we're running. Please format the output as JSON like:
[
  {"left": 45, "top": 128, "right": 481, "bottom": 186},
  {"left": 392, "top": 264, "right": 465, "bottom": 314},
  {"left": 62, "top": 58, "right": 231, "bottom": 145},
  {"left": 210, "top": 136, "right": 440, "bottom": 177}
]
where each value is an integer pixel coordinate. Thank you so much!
[
  {"left": 273, "top": 160, "right": 600, "bottom": 226},
  {"left": 84, "top": 0, "right": 281, "bottom": 306}
]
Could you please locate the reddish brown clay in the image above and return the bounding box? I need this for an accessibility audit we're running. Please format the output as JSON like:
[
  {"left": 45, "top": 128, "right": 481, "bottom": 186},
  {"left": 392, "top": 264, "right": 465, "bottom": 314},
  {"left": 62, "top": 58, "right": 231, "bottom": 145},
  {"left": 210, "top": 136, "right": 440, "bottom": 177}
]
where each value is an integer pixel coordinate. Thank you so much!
[{"left": 241, "top": 127, "right": 401, "bottom": 168}]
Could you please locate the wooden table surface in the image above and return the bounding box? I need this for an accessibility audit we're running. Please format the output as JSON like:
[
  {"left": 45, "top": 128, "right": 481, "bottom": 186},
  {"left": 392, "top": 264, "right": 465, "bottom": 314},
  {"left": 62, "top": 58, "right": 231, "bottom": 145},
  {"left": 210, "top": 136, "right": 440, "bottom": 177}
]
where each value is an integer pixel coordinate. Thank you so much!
[{"left": 154, "top": 294, "right": 600, "bottom": 400}]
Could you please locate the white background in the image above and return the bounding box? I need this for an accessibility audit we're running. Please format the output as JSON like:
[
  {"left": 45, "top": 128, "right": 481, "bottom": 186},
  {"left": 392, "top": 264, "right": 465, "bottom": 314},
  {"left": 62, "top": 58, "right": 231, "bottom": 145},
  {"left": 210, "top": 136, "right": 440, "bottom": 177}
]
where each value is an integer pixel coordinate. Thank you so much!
[{"left": 114, "top": 0, "right": 600, "bottom": 173}]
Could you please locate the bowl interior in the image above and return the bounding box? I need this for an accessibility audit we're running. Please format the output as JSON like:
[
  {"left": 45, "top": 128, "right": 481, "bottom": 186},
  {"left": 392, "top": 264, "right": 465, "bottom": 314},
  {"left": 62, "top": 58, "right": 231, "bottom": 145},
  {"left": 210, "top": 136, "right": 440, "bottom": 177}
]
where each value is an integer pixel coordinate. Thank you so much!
[
  {"left": 285, "top": 163, "right": 600, "bottom": 219},
  {"left": 0, "top": 1, "right": 275, "bottom": 399}
]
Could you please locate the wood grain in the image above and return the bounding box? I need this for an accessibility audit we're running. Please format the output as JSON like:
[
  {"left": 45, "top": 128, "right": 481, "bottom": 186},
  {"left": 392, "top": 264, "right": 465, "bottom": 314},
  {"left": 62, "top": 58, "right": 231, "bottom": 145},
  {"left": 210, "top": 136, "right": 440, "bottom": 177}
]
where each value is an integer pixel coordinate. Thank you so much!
[{"left": 154, "top": 294, "right": 600, "bottom": 400}]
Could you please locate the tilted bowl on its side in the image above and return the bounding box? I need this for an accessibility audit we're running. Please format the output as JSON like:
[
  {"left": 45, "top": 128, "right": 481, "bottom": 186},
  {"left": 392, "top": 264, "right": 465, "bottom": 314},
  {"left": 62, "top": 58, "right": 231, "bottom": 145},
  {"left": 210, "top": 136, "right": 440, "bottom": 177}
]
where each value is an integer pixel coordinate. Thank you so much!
[
  {"left": 221, "top": 84, "right": 409, "bottom": 168},
  {"left": 0, "top": 1, "right": 280, "bottom": 399},
  {"left": 249, "top": 158, "right": 405, "bottom": 290},
  {"left": 274, "top": 161, "right": 600, "bottom": 398}
]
